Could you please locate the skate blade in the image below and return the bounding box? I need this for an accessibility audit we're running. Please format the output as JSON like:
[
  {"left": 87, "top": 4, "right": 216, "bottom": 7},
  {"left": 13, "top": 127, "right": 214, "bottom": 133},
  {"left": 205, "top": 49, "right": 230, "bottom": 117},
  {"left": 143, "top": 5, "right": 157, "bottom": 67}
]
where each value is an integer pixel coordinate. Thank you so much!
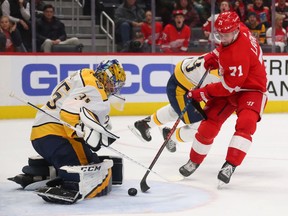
[
  {"left": 217, "top": 180, "right": 226, "bottom": 190},
  {"left": 128, "top": 125, "right": 148, "bottom": 143}
]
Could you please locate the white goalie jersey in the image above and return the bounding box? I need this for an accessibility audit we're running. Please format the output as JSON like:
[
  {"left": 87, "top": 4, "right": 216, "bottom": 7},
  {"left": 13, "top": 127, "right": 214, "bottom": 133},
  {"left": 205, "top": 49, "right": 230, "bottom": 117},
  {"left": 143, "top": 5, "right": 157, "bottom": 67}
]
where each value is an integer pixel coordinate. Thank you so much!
[{"left": 31, "top": 68, "right": 110, "bottom": 141}]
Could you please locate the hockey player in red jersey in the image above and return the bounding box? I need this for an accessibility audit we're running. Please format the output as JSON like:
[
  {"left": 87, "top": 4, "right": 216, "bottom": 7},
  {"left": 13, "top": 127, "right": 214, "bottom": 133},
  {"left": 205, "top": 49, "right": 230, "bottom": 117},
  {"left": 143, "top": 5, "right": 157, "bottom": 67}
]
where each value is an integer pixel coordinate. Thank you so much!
[
  {"left": 159, "top": 10, "right": 191, "bottom": 53},
  {"left": 179, "top": 11, "right": 268, "bottom": 186}
]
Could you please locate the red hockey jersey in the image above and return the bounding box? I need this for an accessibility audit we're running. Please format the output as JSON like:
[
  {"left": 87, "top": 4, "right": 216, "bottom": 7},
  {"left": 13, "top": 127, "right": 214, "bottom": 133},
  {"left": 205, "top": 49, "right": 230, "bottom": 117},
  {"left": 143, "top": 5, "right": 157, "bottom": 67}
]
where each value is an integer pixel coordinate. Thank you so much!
[
  {"left": 159, "top": 24, "right": 191, "bottom": 52},
  {"left": 141, "top": 21, "right": 163, "bottom": 45},
  {"left": 205, "top": 30, "right": 267, "bottom": 97}
]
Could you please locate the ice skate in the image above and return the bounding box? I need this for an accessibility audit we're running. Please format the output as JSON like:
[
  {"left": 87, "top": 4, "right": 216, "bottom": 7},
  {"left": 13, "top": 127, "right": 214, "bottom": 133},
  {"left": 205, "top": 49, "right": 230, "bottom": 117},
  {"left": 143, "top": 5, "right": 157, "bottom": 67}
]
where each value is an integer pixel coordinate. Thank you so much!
[
  {"left": 128, "top": 117, "right": 152, "bottom": 142},
  {"left": 162, "top": 127, "right": 176, "bottom": 152},
  {"left": 217, "top": 161, "right": 236, "bottom": 189},
  {"left": 179, "top": 160, "right": 199, "bottom": 177}
]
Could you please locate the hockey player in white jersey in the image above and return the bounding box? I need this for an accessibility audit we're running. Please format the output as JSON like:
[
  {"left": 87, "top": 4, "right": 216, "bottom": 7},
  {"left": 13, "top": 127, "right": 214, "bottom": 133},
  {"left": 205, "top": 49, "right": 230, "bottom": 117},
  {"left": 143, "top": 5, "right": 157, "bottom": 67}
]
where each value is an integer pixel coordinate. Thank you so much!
[
  {"left": 9, "top": 59, "right": 126, "bottom": 204},
  {"left": 129, "top": 56, "right": 219, "bottom": 152}
]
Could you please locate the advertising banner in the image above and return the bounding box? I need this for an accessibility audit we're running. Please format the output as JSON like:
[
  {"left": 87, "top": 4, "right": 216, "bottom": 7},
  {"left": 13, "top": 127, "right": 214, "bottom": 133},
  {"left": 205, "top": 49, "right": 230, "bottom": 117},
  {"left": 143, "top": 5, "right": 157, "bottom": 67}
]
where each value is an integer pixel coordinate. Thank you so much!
[{"left": 0, "top": 54, "right": 287, "bottom": 118}]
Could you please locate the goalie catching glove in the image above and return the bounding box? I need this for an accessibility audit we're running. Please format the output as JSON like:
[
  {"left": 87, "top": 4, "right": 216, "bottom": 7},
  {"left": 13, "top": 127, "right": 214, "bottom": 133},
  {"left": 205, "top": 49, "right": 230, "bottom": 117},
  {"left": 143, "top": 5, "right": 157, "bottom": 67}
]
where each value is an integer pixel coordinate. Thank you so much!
[{"left": 76, "top": 107, "right": 119, "bottom": 151}]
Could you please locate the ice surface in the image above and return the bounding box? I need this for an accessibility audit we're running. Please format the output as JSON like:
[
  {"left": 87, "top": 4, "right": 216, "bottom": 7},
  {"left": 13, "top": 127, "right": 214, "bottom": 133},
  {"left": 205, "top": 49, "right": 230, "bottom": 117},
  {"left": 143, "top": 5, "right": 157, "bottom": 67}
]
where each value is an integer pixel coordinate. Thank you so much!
[{"left": 1, "top": 114, "right": 288, "bottom": 216}]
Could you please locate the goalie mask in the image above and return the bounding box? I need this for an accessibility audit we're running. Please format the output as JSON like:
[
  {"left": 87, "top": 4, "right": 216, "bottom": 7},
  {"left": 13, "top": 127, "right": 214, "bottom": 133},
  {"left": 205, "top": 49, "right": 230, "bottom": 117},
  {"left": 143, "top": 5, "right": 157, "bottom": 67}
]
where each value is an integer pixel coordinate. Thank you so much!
[
  {"left": 95, "top": 59, "right": 126, "bottom": 111},
  {"left": 95, "top": 59, "right": 126, "bottom": 97}
]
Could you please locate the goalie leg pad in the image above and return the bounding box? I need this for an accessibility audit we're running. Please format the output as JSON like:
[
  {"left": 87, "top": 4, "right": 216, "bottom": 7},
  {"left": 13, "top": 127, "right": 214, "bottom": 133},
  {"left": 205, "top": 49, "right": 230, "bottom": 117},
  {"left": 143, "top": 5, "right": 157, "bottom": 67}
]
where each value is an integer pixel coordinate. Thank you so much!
[
  {"left": 24, "top": 155, "right": 56, "bottom": 178},
  {"left": 37, "top": 160, "right": 114, "bottom": 204},
  {"left": 99, "top": 156, "right": 123, "bottom": 185},
  {"left": 61, "top": 160, "right": 113, "bottom": 200},
  {"left": 28, "top": 155, "right": 51, "bottom": 166},
  {"left": 34, "top": 159, "right": 114, "bottom": 204},
  {"left": 8, "top": 155, "right": 57, "bottom": 189},
  {"left": 36, "top": 186, "right": 81, "bottom": 204}
]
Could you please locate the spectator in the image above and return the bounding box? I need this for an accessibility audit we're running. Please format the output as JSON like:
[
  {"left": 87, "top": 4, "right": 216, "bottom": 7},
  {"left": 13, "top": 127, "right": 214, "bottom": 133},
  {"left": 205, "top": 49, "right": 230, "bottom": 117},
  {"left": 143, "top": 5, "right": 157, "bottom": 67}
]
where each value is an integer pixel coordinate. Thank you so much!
[
  {"left": 36, "top": 4, "right": 81, "bottom": 52},
  {"left": 158, "top": 10, "right": 191, "bottom": 53},
  {"left": 155, "top": 0, "right": 174, "bottom": 28},
  {"left": 0, "top": 0, "right": 4, "bottom": 17},
  {"left": 114, "top": 0, "right": 145, "bottom": 47},
  {"left": 245, "top": 12, "right": 266, "bottom": 44},
  {"left": 266, "top": 13, "right": 287, "bottom": 52},
  {"left": 141, "top": 10, "right": 163, "bottom": 46},
  {"left": 275, "top": 0, "right": 288, "bottom": 29},
  {"left": 193, "top": 0, "right": 211, "bottom": 26},
  {"left": 263, "top": 0, "right": 272, "bottom": 7},
  {"left": 202, "top": 0, "right": 231, "bottom": 42},
  {"left": 174, "top": 0, "right": 200, "bottom": 27},
  {"left": 1, "top": 0, "right": 31, "bottom": 51},
  {"left": 121, "top": 31, "right": 151, "bottom": 52},
  {"left": 82, "top": 0, "right": 103, "bottom": 24},
  {"left": 233, "top": 0, "right": 247, "bottom": 22},
  {"left": 247, "top": 0, "right": 270, "bottom": 28},
  {"left": 35, "top": 0, "right": 46, "bottom": 17},
  {"left": 0, "top": 31, "right": 6, "bottom": 51},
  {"left": 0, "top": 15, "right": 26, "bottom": 52}
]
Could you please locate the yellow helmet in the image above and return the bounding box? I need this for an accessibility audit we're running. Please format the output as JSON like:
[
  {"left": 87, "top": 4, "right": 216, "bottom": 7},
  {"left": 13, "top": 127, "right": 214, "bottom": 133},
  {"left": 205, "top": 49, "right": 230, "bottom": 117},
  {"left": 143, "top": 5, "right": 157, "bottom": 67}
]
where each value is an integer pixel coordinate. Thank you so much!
[{"left": 95, "top": 59, "right": 126, "bottom": 96}]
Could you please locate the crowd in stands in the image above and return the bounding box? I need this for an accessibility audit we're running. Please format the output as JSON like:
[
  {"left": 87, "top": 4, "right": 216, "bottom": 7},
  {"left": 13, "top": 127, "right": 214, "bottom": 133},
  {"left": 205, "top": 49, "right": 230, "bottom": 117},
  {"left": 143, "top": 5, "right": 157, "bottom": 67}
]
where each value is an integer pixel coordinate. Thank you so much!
[
  {"left": 0, "top": 0, "right": 288, "bottom": 53},
  {"left": 36, "top": 4, "right": 81, "bottom": 52},
  {"left": 0, "top": 0, "right": 82, "bottom": 53},
  {"left": 113, "top": 0, "right": 288, "bottom": 53}
]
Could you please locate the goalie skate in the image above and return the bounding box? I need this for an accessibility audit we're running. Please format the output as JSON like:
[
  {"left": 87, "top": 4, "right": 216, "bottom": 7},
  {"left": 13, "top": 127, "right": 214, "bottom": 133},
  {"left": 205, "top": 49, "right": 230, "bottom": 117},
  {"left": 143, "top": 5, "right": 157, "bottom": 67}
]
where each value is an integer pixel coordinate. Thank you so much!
[
  {"left": 128, "top": 117, "right": 152, "bottom": 142},
  {"left": 36, "top": 186, "right": 81, "bottom": 204}
]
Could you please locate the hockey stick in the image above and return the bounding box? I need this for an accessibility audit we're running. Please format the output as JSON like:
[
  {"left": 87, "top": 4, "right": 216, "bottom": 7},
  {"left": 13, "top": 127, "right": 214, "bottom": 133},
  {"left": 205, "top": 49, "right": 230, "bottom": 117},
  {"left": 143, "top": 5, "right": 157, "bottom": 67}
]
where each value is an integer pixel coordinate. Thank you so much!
[
  {"left": 9, "top": 92, "right": 175, "bottom": 182},
  {"left": 140, "top": 68, "right": 210, "bottom": 192}
]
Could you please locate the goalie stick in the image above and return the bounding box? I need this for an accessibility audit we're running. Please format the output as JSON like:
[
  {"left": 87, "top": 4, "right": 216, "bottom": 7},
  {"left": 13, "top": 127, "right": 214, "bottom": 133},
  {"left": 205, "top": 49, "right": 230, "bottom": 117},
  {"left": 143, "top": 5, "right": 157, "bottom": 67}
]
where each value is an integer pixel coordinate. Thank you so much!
[
  {"left": 9, "top": 92, "right": 177, "bottom": 182},
  {"left": 140, "top": 68, "right": 210, "bottom": 192}
]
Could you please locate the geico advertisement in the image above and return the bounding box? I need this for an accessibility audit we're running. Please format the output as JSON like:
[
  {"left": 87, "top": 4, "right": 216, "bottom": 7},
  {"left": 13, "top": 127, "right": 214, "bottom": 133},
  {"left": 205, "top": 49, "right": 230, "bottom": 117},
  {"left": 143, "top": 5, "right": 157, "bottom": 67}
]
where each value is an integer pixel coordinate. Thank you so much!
[{"left": 0, "top": 55, "right": 287, "bottom": 106}]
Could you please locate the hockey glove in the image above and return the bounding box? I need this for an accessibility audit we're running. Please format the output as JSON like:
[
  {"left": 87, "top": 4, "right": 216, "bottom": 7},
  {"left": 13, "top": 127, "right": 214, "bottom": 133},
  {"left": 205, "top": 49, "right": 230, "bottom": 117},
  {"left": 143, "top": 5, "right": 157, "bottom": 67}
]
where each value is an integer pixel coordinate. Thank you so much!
[
  {"left": 75, "top": 123, "right": 102, "bottom": 151},
  {"left": 187, "top": 87, "right": 212, "bottom": 103},
  {"left": 78, "top": 107, "right": 119, "bottom": 151}
]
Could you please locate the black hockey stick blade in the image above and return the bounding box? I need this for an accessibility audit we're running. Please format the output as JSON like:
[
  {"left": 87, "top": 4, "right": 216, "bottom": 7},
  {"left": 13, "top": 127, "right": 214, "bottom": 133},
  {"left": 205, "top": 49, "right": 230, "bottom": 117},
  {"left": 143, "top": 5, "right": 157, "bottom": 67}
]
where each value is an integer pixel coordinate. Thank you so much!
[
  {"left": 140, "top": 177, "right": 150, "bottom": 192},
  {"left": 140, "top": 114, "right": 183, "bottom": 192}
]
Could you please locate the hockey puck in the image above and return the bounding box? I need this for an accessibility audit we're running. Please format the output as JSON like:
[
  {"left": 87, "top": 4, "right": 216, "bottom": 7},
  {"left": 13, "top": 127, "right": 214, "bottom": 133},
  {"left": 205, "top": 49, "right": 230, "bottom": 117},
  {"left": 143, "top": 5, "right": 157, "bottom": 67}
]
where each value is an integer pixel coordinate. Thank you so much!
[{"left": 128, "top": 188, "right": 137, "bottom": 196}]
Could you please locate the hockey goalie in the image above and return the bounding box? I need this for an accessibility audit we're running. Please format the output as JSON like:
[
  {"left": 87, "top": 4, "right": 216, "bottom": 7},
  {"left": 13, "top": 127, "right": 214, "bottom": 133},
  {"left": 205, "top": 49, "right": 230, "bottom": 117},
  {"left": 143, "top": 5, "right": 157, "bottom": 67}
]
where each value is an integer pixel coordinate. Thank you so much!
[{"left": 8, "top": 59, "right": 126, "bottom": 204}]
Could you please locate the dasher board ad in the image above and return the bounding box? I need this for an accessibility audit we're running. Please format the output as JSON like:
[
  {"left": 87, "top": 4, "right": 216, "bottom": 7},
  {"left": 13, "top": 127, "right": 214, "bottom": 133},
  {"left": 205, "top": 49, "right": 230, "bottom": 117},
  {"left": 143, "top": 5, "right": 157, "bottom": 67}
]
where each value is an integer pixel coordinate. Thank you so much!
[{"left": 0, "top": 54, "right": 287, "bottom": 117}]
